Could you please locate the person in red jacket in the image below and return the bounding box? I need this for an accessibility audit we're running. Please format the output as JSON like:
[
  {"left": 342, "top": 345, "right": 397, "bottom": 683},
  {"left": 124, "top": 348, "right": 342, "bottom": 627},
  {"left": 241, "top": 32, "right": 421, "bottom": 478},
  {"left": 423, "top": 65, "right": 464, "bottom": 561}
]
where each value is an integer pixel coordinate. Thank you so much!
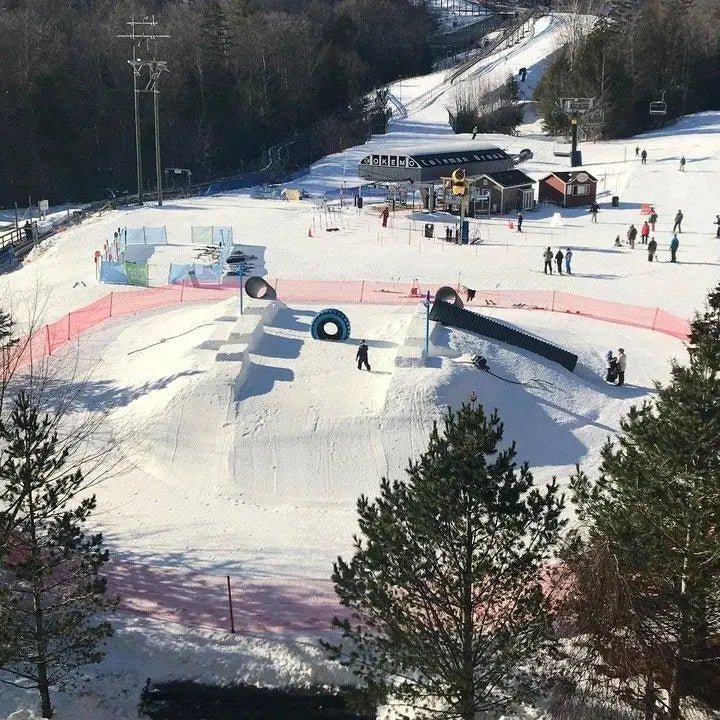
[{"left": 640, "top": 220, "right": 650, "bottom": 244}]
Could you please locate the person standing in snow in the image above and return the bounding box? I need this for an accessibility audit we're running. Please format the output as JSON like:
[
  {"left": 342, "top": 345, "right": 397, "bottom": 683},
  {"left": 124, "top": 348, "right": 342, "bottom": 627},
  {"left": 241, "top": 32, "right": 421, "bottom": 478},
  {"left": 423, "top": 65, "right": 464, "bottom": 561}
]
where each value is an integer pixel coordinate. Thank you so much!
[
  {"left": 715, "top": 214, "right": 720, "bottom": 238},
  {"left": 555, "top": 248, "right": 564, "bottom": 274},
  {"left": 517, "top": 211, "right": 523, "bottom": 232},
  {"left": 670, "top": 233, "right": 679, "bottom": 262},
  {"left": 380, "top": 206, "right": 390, "bottom": 228},
  {"left": 472, "top": 125, "right": 478, "bottom": 140},
  {"left": 649, "top": 207, "right": 658, "bottom": 232},
  {"left": 445, "top": 225, "right": 453, "bottom": 242},
  {"left": 589, "top": 201, "right": 600, "bottom": 223},
  {"left": 679, "top": 156, "right": 686, "bottom": 172},
  {"left": 356, "top": 340, "right": 371, "bottom": 371},
  {"left": 616, "top": 348, "right": 627, "bottom": 386},
  {"left": 543, "top": 247, "right": 553, "bottom": 274},
  {"left": 673, "top": 209, "right": 683, "bottom": 233},
  {"left": 648, "top": 236, "right": 658, "bottom": 262},
  {"left": 641, "top": 149, "right": 647, "bottom": 164},
  {"left": 635, "top": 146, "right": 640, "bottom": 158},
  {"left": 627, "top": 224, "right": 638, "bottom": 248},
  {"left": 565, "top": 248, "right": 573, "bottom": 274},
  {"left": 640, "top": 220, "right": 650, "bottom": 244},
  {"left": 606, "top": 350, "right": 618, "bottom": 383}
]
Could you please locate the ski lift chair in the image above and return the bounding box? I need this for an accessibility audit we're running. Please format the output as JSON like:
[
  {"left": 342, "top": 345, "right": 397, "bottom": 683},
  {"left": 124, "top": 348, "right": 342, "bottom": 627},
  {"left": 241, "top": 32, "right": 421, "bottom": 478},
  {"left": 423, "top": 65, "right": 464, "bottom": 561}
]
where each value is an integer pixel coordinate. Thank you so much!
[{"left": 649, "top": 91, "right": 667, "bottom": 116}]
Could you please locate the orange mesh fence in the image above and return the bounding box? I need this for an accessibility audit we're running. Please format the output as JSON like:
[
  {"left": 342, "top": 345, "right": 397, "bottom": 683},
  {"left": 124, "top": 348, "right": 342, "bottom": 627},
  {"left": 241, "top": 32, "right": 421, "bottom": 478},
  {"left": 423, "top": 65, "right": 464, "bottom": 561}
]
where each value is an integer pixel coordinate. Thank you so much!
[{"left": 14, "top": 281, "right": 690, "bottom": 371}]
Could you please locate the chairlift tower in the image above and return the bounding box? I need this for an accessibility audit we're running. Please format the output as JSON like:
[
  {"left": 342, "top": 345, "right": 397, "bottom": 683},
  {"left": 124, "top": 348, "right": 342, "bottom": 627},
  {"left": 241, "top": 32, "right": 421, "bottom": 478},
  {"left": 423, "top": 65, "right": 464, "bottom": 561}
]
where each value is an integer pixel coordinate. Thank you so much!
[
  {"left": 555, "top": 97, "right": 595, "bottom": 167},
  {"left": 118, "top": 17, "right": 170, "bottom": 207}
]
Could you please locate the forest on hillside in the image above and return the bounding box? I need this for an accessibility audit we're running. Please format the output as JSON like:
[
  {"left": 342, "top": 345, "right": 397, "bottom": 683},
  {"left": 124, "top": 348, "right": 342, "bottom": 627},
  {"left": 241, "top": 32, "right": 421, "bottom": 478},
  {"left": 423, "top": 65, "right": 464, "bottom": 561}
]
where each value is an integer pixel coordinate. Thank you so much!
[
  {"left": 534, "top": 0, "right": 720, "bottom": 139},
  {"left": 0, "top": 0, "right": 434, "bottom": 205}
]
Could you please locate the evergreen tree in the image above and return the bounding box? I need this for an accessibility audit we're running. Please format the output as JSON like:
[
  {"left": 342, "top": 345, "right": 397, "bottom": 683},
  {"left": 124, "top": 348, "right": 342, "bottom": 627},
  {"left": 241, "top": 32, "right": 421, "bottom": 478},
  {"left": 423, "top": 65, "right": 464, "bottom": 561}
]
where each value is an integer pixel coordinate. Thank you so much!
[
  {"left": 566, "top": 283, "right": 720, "bottom": 719},
  {"left": 0, "top": 392, "right": 116, "bottom": 718},
  {"left": 324, "top": 402, "right": 565, "bottom": 719}
]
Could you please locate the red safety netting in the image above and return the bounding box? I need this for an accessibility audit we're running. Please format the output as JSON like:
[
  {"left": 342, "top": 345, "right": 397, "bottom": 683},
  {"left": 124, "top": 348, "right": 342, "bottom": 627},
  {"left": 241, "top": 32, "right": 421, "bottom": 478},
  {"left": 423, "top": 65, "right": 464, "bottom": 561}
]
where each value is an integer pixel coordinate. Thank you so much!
[{"left": 13, "top": 281, "right": 690, "bottom": 372}]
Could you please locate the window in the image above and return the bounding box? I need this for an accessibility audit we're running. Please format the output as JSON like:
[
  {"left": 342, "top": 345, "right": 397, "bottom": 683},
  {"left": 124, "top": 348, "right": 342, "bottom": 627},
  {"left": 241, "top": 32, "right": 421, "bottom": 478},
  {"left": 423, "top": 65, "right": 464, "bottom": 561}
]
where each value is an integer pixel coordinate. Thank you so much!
[{"left": 574, "top": 184, "right": 589, "bottom": 196}]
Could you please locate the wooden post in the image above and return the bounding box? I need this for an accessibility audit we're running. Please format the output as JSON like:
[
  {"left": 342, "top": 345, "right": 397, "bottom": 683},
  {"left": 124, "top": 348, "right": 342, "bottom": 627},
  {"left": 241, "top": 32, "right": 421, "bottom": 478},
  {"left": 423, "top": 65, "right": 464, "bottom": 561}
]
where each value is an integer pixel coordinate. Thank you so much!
[
  {"left": 226, "top": 575, "right": 235, "bottom": 634},
  {"left": 67, "top": 313, "right": 71, "bottom": 340},
  {"left": 180, "top": 279, "right": 185, "bottom": 303},
  {"left": 46, "top": 325, "right": 51, "bottom": 354},
  {"left": 552, "top": 291, "right": 556, "bottom": 312},
  {"left": 651, "top": 307, "right": 660, "bottom": 331},
  {"left": 109, "top": 292, "right": 114, "bottom": 318},
  {"left": 359, "top": 280, "right": 365, "bottom": 303}
]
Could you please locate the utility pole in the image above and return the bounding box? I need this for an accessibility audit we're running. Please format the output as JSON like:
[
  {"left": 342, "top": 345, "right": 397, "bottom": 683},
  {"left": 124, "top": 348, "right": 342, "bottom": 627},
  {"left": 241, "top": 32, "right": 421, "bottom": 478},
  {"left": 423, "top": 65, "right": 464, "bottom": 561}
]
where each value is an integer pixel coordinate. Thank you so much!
[{"left": 118, "top": 17, "right": 170, "bottom": 207}]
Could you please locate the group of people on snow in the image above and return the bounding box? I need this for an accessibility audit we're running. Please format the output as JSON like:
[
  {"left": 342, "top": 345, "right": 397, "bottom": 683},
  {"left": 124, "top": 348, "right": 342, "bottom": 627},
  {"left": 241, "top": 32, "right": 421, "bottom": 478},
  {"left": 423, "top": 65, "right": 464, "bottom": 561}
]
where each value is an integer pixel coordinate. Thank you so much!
[
  {"left": 606, "top": 349, "right": 627, "bottom": 386},
  {"left": 543, "top": 247, "right": 572, "bottom": 275}
]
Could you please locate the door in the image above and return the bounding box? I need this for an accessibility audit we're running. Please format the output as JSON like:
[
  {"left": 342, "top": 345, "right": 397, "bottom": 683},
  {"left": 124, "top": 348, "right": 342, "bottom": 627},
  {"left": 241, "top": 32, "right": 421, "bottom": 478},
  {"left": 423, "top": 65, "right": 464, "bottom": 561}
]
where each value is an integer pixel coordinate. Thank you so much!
[{"left": 522, "top": 188, "right": 534, "bottom": 210}]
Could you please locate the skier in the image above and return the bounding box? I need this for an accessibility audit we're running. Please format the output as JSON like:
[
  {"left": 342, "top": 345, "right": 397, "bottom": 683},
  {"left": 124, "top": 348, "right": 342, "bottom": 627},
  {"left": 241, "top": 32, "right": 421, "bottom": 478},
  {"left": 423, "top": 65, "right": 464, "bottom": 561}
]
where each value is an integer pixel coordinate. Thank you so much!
[
  {"left": 647, "top": 236, "right": 658, "bottom": 262},
  {"left": 627, "top": 224, "right": 638, "bottom": 249},
  {"left": 543, "top": 247, "right": 553, "bottom": 274},
  {"left": 715, "top": 214, "right": 720, "bottom": 239},
  {"left": 616, "top": 348, "right": 627, "bottom": 386},
  {"left": 648, "top": 207, "right": 658, "bottom": 232},
  {"left": 472, "top": 125, "right": 478, "bottom": 140},
  {"left": 635, "top": 146, "right": 640, "bottom": 158},
  {"left": 670, "top": 233, "right": 679, "bottom": 263},
  {"left": 672, "top": 209, "right": 683, "bottom": 233},
  {"left": 517, "top": 211, "right": 523, "bottom": 232},
  {"left": 555, "top": 248, "right": 564, "bottom": 275},
  {"left": 589, "top": 201, "right": 599, "bottom": 223},
  {"left": 640, "top": 220, "right": 650, "bottom": 244},
  {"left": 641, "top": 149, "right": 647, "bottom": 164},
  {"left": 565, "top": 247, "right": 573, "bottom": 274},
  {"left": 356, "top": 340, "right": 371, "bottom": 371},
  {"left": 679, "top": 156, "right": 686, "bottom": 172}
]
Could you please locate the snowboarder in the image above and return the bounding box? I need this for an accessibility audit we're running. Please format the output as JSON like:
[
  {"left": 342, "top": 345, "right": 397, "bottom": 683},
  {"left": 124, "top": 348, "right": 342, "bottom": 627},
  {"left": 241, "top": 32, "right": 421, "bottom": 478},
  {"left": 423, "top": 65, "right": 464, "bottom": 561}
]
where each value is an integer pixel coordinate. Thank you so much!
[
  {"left": 543, "top": 247, "right": 553, "bottom": 274},
  {"left": 616, "top": 348, "right": 627, "bottom": 386},
  {"left": 679, "top": 156, "right": 686, "bottom": 172},
  {"left": 380, "top": 206, "right": 390, "bottom": 228},
  {"left": 640, "top": 221, "right": 650, "bottom": 244},
  {"left": 606, "top": 351, "right": 618, "bottom": 383},
  {"left": 641, "top": 149, "right": 647, "bottom": 164},
  {"left": 471, "top": 125, "right": 478, "bottom": 140},
  {"left": 715, "top": 214, "right": 720, "bottom": 239},
  {"left": 565, "top": 248, "right": 573, "bottom": 274},
  {"left": 670, "top": 233, "right": 679, "bottom": 263},
  {"left": 648, "top": 236, "right": 658, "bottom": 262},
  {"left": 590, "top": 201, "right": 599, "bottom": 223},
  {"left": 672, "top": 209, "right": 683, "bottom": 233},
  {"left": 635, "top": 146, "right": 640, "bottom": 158},
  {"left": 356, "top": 340, "right": 371, "bottom": 371},
  {"left": 627, "top": 224, "right": 638, "bottom": 248},
  {"left": 648, "top": 207, "right": 658, "bottom": 232},
  {"left": 517, "top": 211, "right": 523, "bottom": 232},
  {"left": 555, "top": 249, "right": 564, "bottom": 275}
]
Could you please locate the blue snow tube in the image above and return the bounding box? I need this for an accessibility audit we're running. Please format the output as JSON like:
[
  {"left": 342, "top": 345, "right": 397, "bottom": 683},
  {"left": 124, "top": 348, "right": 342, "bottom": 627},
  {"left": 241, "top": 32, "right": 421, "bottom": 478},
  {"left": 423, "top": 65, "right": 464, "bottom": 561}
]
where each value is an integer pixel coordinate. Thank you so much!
[{"left": 311, "top": 308, "right": 351, "bottom": 341}]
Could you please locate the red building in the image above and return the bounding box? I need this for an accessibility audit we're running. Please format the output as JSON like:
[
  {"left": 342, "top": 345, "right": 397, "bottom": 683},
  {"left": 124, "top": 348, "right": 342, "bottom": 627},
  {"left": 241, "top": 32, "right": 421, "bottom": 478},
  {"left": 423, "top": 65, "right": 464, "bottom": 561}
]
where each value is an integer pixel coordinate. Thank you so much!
[{"left": 538, "top": 170, "right": 598, "bottom": 208}]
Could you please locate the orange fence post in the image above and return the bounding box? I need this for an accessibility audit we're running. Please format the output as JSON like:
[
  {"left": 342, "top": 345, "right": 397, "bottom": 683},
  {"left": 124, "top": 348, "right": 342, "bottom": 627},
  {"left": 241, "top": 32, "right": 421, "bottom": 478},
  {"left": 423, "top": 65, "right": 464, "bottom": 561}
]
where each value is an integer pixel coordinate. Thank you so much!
[
  {"left": 551, "top": 291, "right": 556, "bottom": 312},
  {"left": 652, "top": 307, "right": 659, "bottom": 331},
  {"left": 46, "top": 325, "right": 51, "bottom": 355},
  {"left": 180, "top": 280, "right": 185, "bottom": 303},
  {"left": 109, "top": 292, "right": 113, "bottom": 318},
  {"left": 359, "top": 280, "right": 365, "bottom": 303},
  {"left": 67, "top": 313, "right": 71, "bottom": 340}
]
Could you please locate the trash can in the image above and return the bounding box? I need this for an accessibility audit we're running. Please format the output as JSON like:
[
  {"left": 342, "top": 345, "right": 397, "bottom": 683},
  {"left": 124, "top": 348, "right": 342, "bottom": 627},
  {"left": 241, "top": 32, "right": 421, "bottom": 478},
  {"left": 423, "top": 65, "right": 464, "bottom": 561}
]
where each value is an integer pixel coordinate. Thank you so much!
[
  {"left": 424, "top": 223, "right": 434, "bottom": 238},
  {"left": 612, "top": 195, "right": 619, "bottom": 207},
  {"left": 357, "top": 196, "right": 363, "bottom": 209}
]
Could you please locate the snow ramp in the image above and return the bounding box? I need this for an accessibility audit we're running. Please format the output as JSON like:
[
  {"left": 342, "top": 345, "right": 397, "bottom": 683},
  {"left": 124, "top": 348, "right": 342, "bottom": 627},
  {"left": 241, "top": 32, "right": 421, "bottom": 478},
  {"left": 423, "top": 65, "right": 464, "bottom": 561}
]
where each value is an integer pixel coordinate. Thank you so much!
[{"left": 429, "top": 300, "right": 578, "bottom": 372}]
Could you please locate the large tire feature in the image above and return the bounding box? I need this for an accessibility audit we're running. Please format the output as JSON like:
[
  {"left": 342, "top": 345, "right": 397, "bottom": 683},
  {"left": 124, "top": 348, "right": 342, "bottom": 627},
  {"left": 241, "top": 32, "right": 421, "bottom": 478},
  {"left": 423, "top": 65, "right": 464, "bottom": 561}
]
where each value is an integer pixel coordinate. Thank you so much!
[
  {"left": 311, "top": 308, "right": 351, "bottom": 341},
  {"left": 244, "top": 276, "right": 277, "bottom": 300},
  {"left": 435, "top": 286, "right": 464, "bottom": 308}
]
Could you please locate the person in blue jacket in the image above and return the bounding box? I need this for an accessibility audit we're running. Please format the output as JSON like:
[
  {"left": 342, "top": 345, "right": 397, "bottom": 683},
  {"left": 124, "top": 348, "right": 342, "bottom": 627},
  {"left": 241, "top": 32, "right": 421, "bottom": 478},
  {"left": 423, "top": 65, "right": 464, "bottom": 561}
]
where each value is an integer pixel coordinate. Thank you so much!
[{"left": 670, "top": 233, "right": 679, "bottom": 263}]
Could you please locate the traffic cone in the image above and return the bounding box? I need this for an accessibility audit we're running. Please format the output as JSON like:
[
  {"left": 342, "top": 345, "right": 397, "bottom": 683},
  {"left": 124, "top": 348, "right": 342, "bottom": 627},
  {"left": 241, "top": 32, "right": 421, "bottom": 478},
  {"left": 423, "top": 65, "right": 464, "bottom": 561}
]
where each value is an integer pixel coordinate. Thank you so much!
[
  {"left": 308, "top": 226, "right": 313, "bottom": 237},
  {"left": 508, "top": 220, "right": 514, "bottom": 230}
]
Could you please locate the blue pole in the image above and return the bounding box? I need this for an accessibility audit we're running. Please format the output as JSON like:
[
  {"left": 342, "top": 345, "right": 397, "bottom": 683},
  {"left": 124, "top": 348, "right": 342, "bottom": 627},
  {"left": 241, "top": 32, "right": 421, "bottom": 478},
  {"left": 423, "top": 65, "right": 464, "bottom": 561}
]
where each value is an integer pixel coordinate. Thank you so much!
[
  {"left": 239, "top": 261, "right": 244, "bottom": 316},
  {"left": 424, "top": 290, "right": 431, "bottom": 358}
]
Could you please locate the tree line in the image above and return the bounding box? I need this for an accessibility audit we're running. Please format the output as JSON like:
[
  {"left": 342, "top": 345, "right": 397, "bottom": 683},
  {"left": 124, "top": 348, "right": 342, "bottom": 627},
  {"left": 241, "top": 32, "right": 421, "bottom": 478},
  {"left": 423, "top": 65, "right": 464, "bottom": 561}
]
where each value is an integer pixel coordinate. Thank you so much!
[
  {"left": 535, "top": 0, "right": 720, "bottom": 138},
  {"left": 0, "top": 0, "right": 434, "bottom": 206}
]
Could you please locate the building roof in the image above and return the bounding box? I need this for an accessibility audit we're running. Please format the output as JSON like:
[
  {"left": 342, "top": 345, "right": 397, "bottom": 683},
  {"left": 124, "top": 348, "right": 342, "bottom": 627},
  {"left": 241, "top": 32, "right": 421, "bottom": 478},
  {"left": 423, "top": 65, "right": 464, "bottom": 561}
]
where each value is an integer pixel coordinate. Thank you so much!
[
  {"left": 540, "top": 170, "right": 598, "bottom": 183},
  {"left": 481, "top": 169, "right": 535, "bottom": 188},
  {"left": 359, "top": 144, "right": 510, "bottom": 170}
]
